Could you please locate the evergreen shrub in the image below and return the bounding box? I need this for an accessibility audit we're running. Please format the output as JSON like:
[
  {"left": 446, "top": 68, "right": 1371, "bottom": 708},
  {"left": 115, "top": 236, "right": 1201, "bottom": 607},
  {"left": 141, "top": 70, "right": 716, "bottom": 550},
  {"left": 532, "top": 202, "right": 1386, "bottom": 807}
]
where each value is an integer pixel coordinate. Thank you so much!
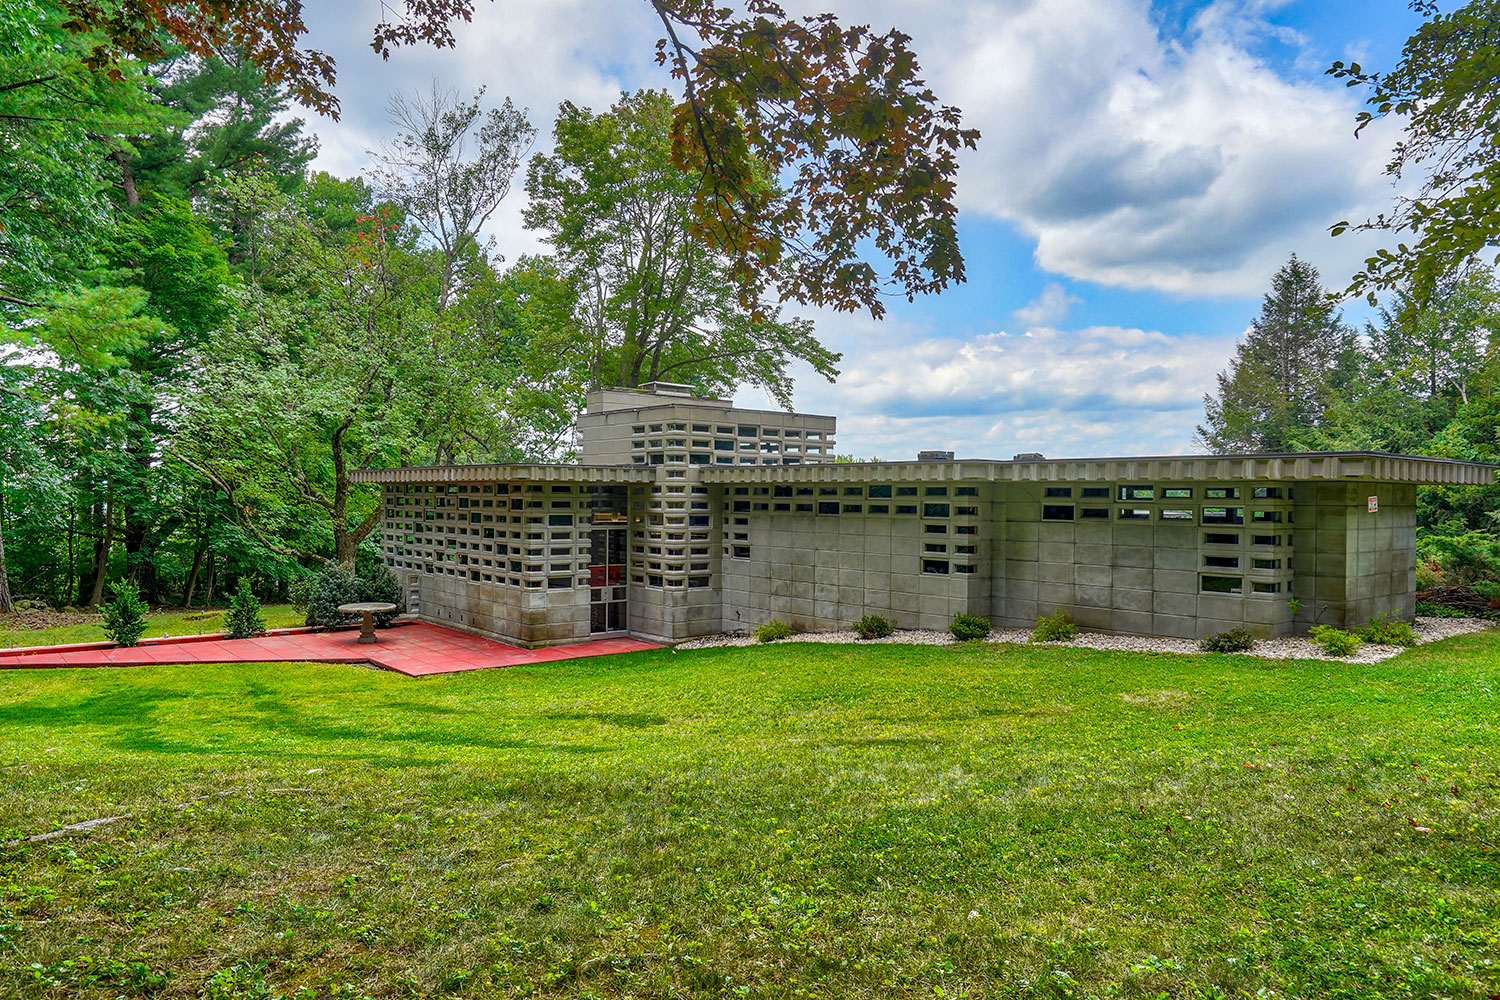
[
  {"left": 950, "top": 614, "right": 993, "bottom": 641},
  {"left": 102, "top": 581, "right": 150, "bottom": 647}
]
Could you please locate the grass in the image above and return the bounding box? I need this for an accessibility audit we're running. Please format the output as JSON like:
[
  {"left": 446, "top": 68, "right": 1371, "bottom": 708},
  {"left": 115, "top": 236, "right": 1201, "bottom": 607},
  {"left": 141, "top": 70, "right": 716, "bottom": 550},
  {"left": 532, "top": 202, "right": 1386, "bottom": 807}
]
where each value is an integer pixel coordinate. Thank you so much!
[
  {"left": 0, "top": 605, "right": 304, "bottom": 649},
  {"left": 0, "top": 633, "right": 1496, "bottom": 999}
]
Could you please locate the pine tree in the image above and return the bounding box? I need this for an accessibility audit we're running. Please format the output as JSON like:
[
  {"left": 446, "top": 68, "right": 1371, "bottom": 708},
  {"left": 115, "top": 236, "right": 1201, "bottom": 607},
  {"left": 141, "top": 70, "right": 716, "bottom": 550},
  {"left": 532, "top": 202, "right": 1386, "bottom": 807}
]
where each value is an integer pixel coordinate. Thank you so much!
[{"left": 1198, "top": 256, "right": 1359, "bottom": 452}]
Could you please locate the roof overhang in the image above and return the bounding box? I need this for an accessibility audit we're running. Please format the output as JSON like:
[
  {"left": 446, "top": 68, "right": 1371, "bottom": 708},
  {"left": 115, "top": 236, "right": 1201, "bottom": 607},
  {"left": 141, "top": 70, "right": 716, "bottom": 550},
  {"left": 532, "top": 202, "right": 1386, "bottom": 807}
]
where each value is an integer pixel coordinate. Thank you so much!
[
  {"left": 350, "top": 464, "right": 656, "bottom": 485},
  {"left": 698, "top": 452, "right": 1496, "bottom": 487}
]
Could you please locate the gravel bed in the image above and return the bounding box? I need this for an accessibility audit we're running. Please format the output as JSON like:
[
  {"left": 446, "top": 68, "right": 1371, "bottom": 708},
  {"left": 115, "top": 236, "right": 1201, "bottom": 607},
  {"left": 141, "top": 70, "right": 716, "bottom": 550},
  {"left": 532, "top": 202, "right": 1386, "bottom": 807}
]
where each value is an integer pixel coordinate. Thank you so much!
[{"left": 673, "top": 616, "right": 1495, "bottom": 662}]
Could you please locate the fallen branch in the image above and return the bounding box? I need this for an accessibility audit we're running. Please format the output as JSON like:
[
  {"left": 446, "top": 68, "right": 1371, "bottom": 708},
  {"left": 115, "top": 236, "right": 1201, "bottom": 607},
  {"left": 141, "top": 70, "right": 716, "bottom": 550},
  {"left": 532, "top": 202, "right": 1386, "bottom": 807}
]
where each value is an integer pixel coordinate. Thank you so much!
[{"left": 4, "top": 787, "right": 317, "bottom": 845}]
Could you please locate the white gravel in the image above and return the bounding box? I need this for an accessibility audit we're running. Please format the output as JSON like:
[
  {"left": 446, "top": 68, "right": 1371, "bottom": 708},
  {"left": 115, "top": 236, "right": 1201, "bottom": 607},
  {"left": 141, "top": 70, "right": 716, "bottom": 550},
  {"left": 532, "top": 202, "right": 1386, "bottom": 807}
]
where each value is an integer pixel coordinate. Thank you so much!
[{"left": 673, "top": 616, "right": 1495, "bottom": 663}]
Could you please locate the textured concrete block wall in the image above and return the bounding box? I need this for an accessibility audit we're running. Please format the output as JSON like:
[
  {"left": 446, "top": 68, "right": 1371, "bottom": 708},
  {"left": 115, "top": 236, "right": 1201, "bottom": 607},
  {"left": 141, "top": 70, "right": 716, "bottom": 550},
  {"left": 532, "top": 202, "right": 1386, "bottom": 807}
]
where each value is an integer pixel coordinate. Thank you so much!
[
  {"left": 1292, "top": 482, "right": 1417, "bottom": 628},
  {"left": 718, "top": 485, "right": 991, "bottom": 633},
  {"left": 994, "top": 481, "right": 1296, "bottom": 638}
]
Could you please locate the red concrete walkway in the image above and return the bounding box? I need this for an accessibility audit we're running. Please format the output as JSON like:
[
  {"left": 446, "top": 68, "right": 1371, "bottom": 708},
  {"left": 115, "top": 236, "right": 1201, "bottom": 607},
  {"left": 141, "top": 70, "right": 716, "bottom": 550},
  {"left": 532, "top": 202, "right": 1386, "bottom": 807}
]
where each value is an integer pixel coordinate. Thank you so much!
[{"left": 0, "top": 623, "right": 659, "bottom": 677}]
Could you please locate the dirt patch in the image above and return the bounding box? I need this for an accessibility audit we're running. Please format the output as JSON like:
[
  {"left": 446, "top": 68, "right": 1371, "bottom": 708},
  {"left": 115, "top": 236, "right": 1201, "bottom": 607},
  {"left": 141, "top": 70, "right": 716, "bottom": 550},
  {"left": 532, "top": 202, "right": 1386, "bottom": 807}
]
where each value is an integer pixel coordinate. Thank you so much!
[
  {"left": 1120, "top": 689, "right": 1195, "bottom": 710},
  {"left": 0, "top": 608, "right": 100, "bottom": 631}
]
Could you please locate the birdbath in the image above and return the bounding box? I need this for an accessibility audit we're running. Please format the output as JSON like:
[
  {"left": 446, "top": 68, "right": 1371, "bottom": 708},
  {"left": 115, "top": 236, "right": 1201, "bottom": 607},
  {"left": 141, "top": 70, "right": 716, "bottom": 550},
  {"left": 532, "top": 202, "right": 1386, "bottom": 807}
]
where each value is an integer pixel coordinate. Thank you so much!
[{"left": 337, "top": 602, "right": 398, "bottom": 644}]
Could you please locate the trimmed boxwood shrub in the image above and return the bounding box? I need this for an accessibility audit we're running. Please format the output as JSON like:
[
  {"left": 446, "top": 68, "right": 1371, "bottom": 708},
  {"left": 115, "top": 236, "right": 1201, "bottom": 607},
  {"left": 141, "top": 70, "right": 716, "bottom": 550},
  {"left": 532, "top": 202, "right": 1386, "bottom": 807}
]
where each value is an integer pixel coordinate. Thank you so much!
[
  {"left": 854, "top": 614, "right": 894, "bottom": 640},
  {"left": 755, "top": 620, "right": 793, "bottom": 643},
  {"left": 950, "top": 613, "right": 993, "bottom": 641},
  {"left": 1198, "top": 627, "right": 1255, "bottom": 653}
]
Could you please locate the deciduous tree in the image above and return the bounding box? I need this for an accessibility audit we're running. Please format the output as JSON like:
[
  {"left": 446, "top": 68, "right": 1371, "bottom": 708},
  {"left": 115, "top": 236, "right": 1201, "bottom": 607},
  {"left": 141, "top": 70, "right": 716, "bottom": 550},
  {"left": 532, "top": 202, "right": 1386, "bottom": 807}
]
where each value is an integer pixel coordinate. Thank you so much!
[
  {"left": 1329, "top": 0, "right": 1500, "bottom": 304},
  {"left": 523, "top": 90, "right": 839, "bottom": 411},
  {"left": 58, "top": 0, "right": 979, "bottom": 319}
]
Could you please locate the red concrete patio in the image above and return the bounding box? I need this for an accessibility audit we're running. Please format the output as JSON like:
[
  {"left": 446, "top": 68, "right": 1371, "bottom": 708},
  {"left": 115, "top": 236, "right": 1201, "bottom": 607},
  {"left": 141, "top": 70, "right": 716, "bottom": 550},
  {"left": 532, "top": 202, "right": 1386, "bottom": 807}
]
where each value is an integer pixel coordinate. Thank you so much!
[{"left": 0, "top": 622, "right": 660, "bottom": 678}]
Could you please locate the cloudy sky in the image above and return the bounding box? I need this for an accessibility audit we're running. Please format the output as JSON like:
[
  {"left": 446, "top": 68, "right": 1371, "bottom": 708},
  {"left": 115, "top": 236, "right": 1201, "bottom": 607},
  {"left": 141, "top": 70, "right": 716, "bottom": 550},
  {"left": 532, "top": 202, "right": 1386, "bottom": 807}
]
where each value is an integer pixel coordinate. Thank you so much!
[{"left": 298, "top": 0, "right": 1418, "bottom": 460}]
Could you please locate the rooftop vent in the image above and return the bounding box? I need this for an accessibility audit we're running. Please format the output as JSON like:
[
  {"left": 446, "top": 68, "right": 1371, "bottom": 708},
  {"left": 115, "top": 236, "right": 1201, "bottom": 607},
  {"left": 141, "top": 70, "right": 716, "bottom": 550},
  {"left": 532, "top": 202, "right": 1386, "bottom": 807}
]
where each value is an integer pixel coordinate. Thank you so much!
[
  {"left": 1012, "top": 452, "right": 1045, "bottom": 461},
  {"left": 638, "top": 381, "right": 694, "bottom": 397},
  {"left": 917, "top": 450, "right": 955, "bottom": 461}
]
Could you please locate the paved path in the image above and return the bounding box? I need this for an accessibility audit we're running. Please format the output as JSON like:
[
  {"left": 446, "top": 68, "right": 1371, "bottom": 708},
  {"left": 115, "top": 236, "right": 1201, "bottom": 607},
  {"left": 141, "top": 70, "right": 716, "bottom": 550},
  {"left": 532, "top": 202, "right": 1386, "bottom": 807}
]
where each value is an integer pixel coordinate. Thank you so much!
[{"left": 0, "top": 623, "right": 660, "bottom": 678}]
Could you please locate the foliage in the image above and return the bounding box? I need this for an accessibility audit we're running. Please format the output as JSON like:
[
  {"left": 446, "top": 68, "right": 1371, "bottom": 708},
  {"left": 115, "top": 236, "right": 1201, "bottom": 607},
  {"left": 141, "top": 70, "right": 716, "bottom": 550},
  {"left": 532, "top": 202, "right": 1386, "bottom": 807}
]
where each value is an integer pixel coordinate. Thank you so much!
[
  {"left": 0, "top": 8, "right": 169, "bottom": 308},
  {"left": 305, "top": 563, "right": 360, "bottom": 628},
  {"left": 59, "top": 1, "right": 978, "bottom": 318},
  {"left": 368, "top": 84, "right": 534, "bottom": 310},
  {"left": 1031, "top": 609, "right": 1076, "bottom": 643},
  {"left": 754, "top": 619, "right": 792, "bottom": 643},
  {"left": 1355, "top": 613, "right": 1418, "bottom": 647},
  {"left": 1417, "top": 530, "right": 1500, "bottom": 589},
  {"left": 1416, "top": 600, "right": 1493, "bottom": 619},
  {"left": 949, "top": 613, "right": 993, "bottom": 641},
  {"left": 1329, "top": 0, "right": 1500, "bottom": 305},
  {"left": 1309, "top": 625, "right": 1362, "bottom": 657},
  {"left": 225, "top": 578, "right": 266, "bottom": 639},
  {"left": 523, "top": 91, "right": 840, "bottom": 409},
  {"left": 1198, "top": 628, "right": 1255, "bottom": 653},
  {"left": 853, "top": 614, "right": 894, "bottom": 640},
  {"left": 304, "top": 562, "right": 401, "bottom": 629},
  {"left": 2, "top": 636, "right": 1498, "bottom": 996},
  {"left": 1198, "top": 256, "right": 1360, "bottom": 452},
  {"left": 100, "top": 580, "right": 149, "bottom": 647},
  {"left": 356, "top": 562, "right": 403, "bottom": 627}
]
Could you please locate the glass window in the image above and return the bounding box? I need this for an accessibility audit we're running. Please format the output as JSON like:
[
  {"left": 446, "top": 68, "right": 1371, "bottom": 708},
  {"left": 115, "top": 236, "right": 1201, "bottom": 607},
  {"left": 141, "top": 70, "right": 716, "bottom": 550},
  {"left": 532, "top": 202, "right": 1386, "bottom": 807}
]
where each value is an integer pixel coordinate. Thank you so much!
[
  {"left": 1042, "top": 505, "right": 1075, "bottom": 521},
  {"left": 1080, "top": 507, "right": 1109, "bottom": 519},
  {"left": 924, "top": 503, "right": 950, "bottom": 518},
  {"left": 818, "top": 501, "right": 840, "bottom": 515},
  {"left": 1160, "top": 509, "right": 1193, "bottom": 521},
  {"left": 1205, "top": 487, "right": 1241, "bottom": 500},
  {"left": 922, "top": 559, "right": 950, "bottom": 574},
  {"left": 869, "top": 484, "right": 892, "bottom": 498},
  {"left": 1081, "top": 487, "right": 1110, "bottom": 498},
  {"left": 1163, "top": 487, "right": 1192, "bottom": 499},
  {"left": 1118, "top": 485, "right": 1154, "bottom": 501},
  {"left": 1201, "top": 575, "right": 1243, "bottom": 594},
  {"left": 1202, "top": 506, "right": 1245, "bottom": 525},
  {"left": 1118, "top": 508, "right": 1151, "bottom": 519},
  {"left": 1044, "top": 487, "right": 1072, "bottom": 498}
]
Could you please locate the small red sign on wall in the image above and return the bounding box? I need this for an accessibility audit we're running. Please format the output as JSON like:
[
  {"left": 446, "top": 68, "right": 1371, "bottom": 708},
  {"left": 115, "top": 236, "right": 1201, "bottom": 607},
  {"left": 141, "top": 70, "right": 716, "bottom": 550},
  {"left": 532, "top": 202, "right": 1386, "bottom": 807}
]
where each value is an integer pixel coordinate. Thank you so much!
[{"left": 1368, "top": 496, "right": 1379, "bottom": 513}]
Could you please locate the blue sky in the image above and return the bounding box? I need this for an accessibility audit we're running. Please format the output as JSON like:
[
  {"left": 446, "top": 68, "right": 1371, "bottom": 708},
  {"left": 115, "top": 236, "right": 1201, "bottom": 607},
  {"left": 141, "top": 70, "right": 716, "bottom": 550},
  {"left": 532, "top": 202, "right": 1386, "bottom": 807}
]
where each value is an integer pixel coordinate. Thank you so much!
[{"left": 298, "top": 0, "right": 1424, "bottom": 460}]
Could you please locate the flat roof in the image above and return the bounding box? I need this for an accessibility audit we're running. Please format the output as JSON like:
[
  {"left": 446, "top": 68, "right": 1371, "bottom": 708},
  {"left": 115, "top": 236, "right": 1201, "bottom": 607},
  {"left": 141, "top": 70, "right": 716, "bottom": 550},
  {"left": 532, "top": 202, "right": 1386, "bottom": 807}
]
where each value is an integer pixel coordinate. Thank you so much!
[
  {"left": 701, "top": 451, "right": 1497, "bottom": 487},
  {"left": 349, "top": 463, "right": 654, "bottom": 485},
  {"left": 350, "top": 452, "right": 1496, "bottom": 488}
]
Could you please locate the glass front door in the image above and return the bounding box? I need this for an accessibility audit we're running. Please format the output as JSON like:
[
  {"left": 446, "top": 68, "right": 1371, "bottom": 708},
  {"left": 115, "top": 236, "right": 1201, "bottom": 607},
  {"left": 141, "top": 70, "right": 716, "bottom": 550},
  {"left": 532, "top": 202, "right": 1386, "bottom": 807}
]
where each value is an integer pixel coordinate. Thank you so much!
[{"left": 588, "top": 528, "right": 627, "bottom": 633}]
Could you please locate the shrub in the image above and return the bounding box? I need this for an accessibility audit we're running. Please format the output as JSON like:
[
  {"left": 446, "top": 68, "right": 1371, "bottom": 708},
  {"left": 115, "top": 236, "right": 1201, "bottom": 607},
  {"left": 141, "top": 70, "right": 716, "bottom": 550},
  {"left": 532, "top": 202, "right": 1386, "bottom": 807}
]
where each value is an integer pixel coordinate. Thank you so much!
[
  {"left": 1309, "top": 625, "right": 1362, "bottom": 657},
  {"left": 949, "top": 613, "right": 992, "bottom": 641},
  {"left": 1355, "top": 612, "right": 1417, "bottom": 647},
  {"left": 304, "top": 562, "right": 404, "bottom": 629},
  {"left": 101, "top": 581, "right": 149, "bottom": 648},
  {"left": 306, "top": 564, "right": 361, "bottom": 628},
  {"left": 1198, "top": 627, "right": 1255, "bottom": 653},
  {"left": 854, "top": 614, "right": 894, "bottom": 640},
  {"left": 225, "top": 579, "right": 267, "bottom": 639},
  {"left": 1031, "top": 609, "right": 1075, "bottom": 643},
  {"left": 755, "top": 620, "right": 792, "bottom": 643},
  {"left": 356, "top": 562, "right": 403, "bottom": 626},
  {"left": 288, "top": 573, "right": 315, "bottom": 618}
]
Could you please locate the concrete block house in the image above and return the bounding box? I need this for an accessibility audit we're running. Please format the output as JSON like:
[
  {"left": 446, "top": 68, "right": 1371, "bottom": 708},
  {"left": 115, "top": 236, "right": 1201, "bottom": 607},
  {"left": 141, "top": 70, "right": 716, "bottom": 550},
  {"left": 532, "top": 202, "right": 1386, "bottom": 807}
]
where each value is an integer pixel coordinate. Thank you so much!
[{"left": 353, "top": 384, "right": 1495, "bottom": 646}]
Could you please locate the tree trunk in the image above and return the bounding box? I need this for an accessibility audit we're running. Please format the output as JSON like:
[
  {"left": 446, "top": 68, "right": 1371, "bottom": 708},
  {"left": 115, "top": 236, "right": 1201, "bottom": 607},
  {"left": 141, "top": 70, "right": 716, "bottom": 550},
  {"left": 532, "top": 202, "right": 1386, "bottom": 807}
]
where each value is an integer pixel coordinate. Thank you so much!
[
  {"left": 203, "top": 552, "right": 217, "bottom": 609},
  {"left": 181, "top": 539, "right": 205, "bottom": 608},
  {"left": 112, "top": 150, "right": 141, "bottom": 207},
  {"left": 88, "top": 504, "right": 113, "bottom": 608},
  {"left": 0, "top": 487, "right": 14, "bottom": 616}
]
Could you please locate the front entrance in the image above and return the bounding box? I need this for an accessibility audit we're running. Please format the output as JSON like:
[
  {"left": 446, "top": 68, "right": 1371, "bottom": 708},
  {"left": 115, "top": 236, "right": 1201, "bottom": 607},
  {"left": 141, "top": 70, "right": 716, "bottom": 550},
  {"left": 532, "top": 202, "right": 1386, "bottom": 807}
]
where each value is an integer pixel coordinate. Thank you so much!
[{"left": 588, "top": 527, "right": 627, "bottom": 633}]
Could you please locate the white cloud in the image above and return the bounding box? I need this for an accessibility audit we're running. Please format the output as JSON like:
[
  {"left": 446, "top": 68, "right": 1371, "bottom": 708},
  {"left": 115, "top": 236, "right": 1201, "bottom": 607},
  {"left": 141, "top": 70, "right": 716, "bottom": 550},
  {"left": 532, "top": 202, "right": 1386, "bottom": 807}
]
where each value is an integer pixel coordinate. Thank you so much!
[
  {"left": 738, "top": 308, "right": 1243, "bottom": 461},
  {"left": 1013, "top": 282, "right": 1080, "bottom": 325},
  {"left": 930, "top": 0, "right": 1397, "bottom": 294}
]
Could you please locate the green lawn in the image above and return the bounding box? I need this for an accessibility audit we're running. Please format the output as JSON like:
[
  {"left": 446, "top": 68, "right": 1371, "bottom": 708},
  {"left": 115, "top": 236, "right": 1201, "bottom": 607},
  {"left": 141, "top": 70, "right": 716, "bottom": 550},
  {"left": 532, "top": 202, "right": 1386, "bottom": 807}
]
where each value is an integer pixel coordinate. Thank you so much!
[
  {"left": 0, "top": 634, "right": 1496, "bottom": 999},
  {"left": 0, "top": 605, "right": 305, "bottom": 649}
]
